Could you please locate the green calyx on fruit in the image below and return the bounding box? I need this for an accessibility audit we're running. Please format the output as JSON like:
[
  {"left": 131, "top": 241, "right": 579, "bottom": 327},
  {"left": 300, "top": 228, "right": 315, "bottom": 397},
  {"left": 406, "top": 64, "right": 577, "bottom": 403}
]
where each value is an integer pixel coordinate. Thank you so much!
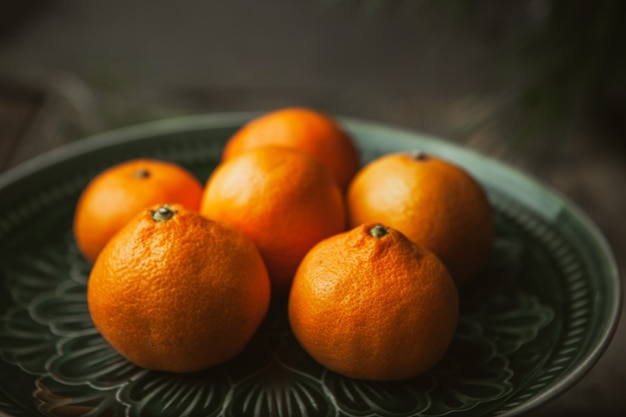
[
  {"left": 151, "top": 205, "right": 177, "bottom": 222},
  {"left": 134, "top": 169, "right": 151, "bottom": 178},
  {"left": 369, "top": 224, "right": 389, "bottom": 238},
  {"left": 410, "top": 150, "right": 428, "bottom": 161}
]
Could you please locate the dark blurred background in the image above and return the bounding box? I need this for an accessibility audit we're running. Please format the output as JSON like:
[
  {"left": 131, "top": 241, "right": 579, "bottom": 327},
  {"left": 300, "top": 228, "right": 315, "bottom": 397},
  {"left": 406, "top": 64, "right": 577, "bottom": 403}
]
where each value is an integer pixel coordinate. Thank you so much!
[{"left": 1, "top": 0, "right": 625, "bottom": 415}]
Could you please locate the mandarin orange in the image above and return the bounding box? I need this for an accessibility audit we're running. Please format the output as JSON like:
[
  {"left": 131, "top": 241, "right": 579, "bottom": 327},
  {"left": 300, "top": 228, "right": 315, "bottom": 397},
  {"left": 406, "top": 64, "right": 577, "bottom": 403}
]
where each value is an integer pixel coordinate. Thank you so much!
[
  {"left": 73, "top": 158, "right": 203, "bottom": 262},
  {"left": 288, "top": 223, "right": 459, "bottom": 381},
  {"left": 87, "top": 204, "right": 270, "bottom": 373},
  {"left": 222, "top": 107, "right": 359, "bottom": 189},
  {"left": 347, "top": 151, "right": 494, "bottom": 285},
  {"left": 201, "top": 146, "right": 346, "bottom": 294}
]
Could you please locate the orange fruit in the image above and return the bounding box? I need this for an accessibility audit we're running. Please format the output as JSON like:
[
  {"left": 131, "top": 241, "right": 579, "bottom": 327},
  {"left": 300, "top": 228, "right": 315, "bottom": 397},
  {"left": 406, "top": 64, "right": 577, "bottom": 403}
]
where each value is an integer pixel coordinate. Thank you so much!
[
  {"left": 201, "top": 146, "right": 346, "bottom": 294},
  {"left": 87, "top": 203, "right": 271, "bottom": 373},
  {"left": 347, "top": 151, "right": 494, "bottom": 285},
  {"left": 222, "top": 107, "right": 359, "bottom": 189},
  {"left": 288, "top": 223, "right": 459, "bottom": 381},
  {"left": 73, "top": 158, "right": 203, "bottom": 263}
]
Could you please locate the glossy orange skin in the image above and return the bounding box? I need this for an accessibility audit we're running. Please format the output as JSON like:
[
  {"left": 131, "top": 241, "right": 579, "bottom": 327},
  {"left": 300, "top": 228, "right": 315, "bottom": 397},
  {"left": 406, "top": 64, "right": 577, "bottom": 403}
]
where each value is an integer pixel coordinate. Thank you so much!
[
  {"left": 201, "top": 146, "right": 346, "bottom": 294},
  {"left": 87, "top": 204, "right": 271, "bottom": 373},
  {"left": 222, "top": 107, "right": 360, "bottom": 189},
  {"left": 288, "top": 223, "right": 459, "bottom": 381},
  {"left": 73, "top": 159, "right": 203, "bottom": 263},
  {"left": 347, "top": 152, "right": 494, "bottom": 285}
]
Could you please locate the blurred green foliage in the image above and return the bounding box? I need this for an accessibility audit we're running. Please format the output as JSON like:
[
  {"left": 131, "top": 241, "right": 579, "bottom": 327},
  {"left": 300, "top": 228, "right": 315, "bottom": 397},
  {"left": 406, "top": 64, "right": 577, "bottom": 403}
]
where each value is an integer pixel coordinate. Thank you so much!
[
  {"left": 519, "top": 0, "right": 626, "bottom": 123},
  {"left": 339, "top": 0, "right": 626, "bottom": 156}
]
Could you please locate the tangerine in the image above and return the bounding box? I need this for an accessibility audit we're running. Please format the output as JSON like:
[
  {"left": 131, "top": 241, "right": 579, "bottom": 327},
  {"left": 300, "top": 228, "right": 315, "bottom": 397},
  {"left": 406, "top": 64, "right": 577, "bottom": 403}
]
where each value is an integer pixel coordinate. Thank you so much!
[
  {"left": 87, "top": 203, "right": 271, "bottom": 373},
  {"left": 347, "top": 151, "right": 494, "bottom": 285},
  {"left": 73, "top": 158, "right": 203, "bottom": 262},
  {"left": 222, "top": 107, "right": 359, "bottom": 189},
  {"left": 288, "top": 223, "right": 459, "bottom": 381},
  {"left": 201, "top": 146, "right": 346, "bottom": 294}
]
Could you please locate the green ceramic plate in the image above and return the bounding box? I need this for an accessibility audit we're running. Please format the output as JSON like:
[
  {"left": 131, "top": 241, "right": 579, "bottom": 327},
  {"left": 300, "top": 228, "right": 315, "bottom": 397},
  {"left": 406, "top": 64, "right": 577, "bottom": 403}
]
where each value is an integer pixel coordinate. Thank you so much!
[{"left": 0, "top": 113, "right": 620, "bottom": 417}]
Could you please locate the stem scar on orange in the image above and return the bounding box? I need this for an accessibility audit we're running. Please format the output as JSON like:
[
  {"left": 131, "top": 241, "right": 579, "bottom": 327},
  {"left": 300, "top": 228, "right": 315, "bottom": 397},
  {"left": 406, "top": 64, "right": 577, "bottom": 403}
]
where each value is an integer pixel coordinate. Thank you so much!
[
  {"left": 201, "top": 146, "right": 346, "bottom": 295},
  {"left": 347, "top": 151, "right": 494, "bottom": 285},
  {"left": 87, "top": 204, "right": 271, "bottom": 373},
  {"left": 288, "top": 223, "right": 459, "bottom": 381},
  {"left": 222, "top": 107, "right": 360, "bottom": 189},
  {"left": 73, "top": 158, "right": 203, "bottom": 263}
]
